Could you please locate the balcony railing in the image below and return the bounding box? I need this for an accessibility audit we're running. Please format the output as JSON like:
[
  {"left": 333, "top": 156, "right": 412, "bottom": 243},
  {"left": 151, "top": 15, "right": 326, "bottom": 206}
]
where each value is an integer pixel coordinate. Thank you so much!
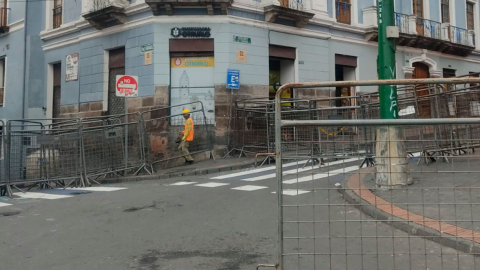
[
  {"left": 335, "top": 1, "right": 351, "bottom": 24},
  {"left": 279, "top": 0, "right": 304, "bottom": 11},
  {"left": 89, "top": 0, "right": 129, "bottom": 12},
  {"left": 449, "top": 26, "right": 475, "bottom": 47},
  {"left": 53, "top": 5, "right": 62, "bottom": 29},
  {"left": 395, "top": 12, "right": 409, "bottom": 34},
  {"left": 83, "top": 0, "right": 129, "bottom": 30},
  {"left": 418, "top": 18, "right": 442, "bottom": 39}
]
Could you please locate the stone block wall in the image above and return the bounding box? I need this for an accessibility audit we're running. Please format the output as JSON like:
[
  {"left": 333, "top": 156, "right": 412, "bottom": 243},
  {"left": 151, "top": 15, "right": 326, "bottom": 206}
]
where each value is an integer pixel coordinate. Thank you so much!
[{"left": 214, "top": 84, "right": 269, "bottom": 157}]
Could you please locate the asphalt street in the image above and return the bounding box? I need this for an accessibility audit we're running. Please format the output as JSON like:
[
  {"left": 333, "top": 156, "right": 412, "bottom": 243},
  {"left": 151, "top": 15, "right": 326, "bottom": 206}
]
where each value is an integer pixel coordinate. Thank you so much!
[{"left": 0, "top": 157, "right": 478, "bottom": 270}]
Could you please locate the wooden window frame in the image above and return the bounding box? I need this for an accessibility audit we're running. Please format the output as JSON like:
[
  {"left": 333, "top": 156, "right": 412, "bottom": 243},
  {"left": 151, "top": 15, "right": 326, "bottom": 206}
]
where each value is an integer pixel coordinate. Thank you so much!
[
  {"left": 335, "top": 0, "right": 351, "bottom": 25},
  {"left": 53, "top": 0, "right": 63, "bottom": 29},
  {"left": 441, "top": 0, "right": 450, "bottom": 23},
  {"left": 467, "top": 1, "right": 475, "bottom": 30}
]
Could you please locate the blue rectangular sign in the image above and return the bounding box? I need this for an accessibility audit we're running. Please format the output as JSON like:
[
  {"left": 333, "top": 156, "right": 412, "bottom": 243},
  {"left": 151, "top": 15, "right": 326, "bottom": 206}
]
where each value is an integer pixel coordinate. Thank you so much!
[{"left": 226, "top": 69, "right": 240, "bottom": 90}]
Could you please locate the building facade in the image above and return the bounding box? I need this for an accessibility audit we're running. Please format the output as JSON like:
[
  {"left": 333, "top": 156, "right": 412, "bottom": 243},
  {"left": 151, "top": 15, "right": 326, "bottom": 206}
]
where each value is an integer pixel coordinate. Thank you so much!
[{"left": 0, "top": 0, "right": 479, "bottom": 154}]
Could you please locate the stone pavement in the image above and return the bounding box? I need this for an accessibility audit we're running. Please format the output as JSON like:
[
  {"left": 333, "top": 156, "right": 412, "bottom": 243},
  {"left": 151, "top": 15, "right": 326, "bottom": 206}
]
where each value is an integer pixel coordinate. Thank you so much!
[{"left": 342, "top": 156, "right": 480, "bottom": 256}]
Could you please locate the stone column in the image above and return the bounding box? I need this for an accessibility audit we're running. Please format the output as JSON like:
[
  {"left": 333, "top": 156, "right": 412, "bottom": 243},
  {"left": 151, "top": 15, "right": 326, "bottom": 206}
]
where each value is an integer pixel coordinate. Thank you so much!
[
  {"left": 441, "top": 23, "right": 451, "bottom": 41},
  {"left": 408, "top": 15, "right": 418, "bottom": 35}
]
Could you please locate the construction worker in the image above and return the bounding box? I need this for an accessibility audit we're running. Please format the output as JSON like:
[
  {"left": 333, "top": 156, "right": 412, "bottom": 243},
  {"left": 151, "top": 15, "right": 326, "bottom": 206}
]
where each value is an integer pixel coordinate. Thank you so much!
[{"left": 179, "top": 109, "right": 194, "bottom": 165}]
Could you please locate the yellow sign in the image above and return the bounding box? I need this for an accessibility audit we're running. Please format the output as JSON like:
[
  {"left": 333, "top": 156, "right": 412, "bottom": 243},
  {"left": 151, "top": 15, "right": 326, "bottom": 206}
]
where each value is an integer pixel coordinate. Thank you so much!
[
  {"left": 171, "top": 57, "right": 215, "bottom": 68},
  {"left": 237, "top": 50, "right": 247, "bottom": 63},
  {"left": 144, "top": 51, "right": 152, "bottom": 65}
]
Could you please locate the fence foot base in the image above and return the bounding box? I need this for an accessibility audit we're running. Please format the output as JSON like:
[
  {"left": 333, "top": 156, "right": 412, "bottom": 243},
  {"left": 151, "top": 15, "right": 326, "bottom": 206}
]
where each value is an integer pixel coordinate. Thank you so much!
[
  {"left": 223, "top": 148, "right": 248, "bottom": 159},
  {"left": 134, "top": 164, "right": 152, "bottom": 176},
  {"left": 360, "top": 155, "right": 375, "bottom": 168}
]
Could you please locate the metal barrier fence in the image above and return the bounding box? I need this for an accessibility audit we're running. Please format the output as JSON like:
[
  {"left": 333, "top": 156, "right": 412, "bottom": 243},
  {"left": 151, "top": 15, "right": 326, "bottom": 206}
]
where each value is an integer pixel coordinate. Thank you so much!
[
  {"left": 0, "top": 102, "right": 213, "bottom": 196},
  {"left": 141, "top": 101, "right": 213, "bottom": 172},
  {"left": 230, "top": 77, "right": 480, "bottom": 162},
  {"left": 270, "top": 77, "right": 480, "bottom": 270}
]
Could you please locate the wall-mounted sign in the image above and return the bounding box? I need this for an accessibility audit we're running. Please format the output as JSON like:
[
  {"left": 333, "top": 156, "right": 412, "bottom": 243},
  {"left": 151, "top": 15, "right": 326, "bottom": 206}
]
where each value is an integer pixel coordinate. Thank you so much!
[
  {"left": 237, "top": 50, "right": 247, "bottom": 63},
  {"left": 141, "top": 44, "right": 154, "bottom": 52},
  {"left": 65, "top": 53, "right": 79, "bottom": 82},
  {"left": 116, "top": 75, "right": 139, "bottom": 97},
  {"left": 226, "top": 69, "right": 240, "bottom": 90},
  {"left": 233, "top": 35, "right": 251, "bottom": 44},
  {"left": 144, "top": 51, "right": 152, "bottom": 65},
  {"left": 171, "top": 27, "right": 211, "bottom": 38},
  {"left": 298, "top": 61, "right": 305, "bottom": 65}
]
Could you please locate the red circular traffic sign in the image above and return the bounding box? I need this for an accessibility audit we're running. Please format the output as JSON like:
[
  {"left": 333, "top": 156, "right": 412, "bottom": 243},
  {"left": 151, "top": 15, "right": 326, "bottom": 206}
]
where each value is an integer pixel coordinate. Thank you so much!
[{"left": 116, "top": 75, "right": 139, "bottom": 97}]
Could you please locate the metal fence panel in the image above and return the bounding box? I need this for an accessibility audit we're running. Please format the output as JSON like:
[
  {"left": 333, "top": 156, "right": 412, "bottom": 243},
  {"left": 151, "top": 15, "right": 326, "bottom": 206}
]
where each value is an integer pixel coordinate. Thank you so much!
[
  {"left": 273, "top": 78, "right": 480, "bottom": 270},
  {"left": 5, "top": 120, "right": 83, "bottom": 188},
  {"left": 141, "top": 101, "right": 213, "bottom": 171}
]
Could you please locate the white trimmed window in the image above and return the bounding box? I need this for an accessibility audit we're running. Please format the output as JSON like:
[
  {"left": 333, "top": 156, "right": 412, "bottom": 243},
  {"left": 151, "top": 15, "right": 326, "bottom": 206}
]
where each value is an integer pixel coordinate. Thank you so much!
[{"left": 46, "top": 0, "right": 63, "bottom": 30}]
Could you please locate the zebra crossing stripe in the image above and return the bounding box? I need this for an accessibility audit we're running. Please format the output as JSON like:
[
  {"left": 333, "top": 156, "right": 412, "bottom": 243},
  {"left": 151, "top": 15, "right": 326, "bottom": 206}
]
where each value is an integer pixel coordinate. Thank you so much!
[
  {"left": 169, "top": 182, "right": 197, "bottom": 186},
  {"left": 210, "top": 160, "right": 309, "bottom": 180},
  {"left": 283, "top": 165, "right": 359, "bottom": 184},
  {"left": 0, "top": 202, "right": 12, "bottom": 207},
  {"left": 71, "top": 187, "right": 127, "bottom": 192},
  {"left": 15, "top": 192, "right": 73, "bottom": 200},
  {"left": 242, "top": 158, "right": 361, "bottom": 182},
  {"left": 272, "top": 190, "right": 311, "bottom": 196},
  {"left": 231, "top": 185, "right": 268, "bottom": 191}
]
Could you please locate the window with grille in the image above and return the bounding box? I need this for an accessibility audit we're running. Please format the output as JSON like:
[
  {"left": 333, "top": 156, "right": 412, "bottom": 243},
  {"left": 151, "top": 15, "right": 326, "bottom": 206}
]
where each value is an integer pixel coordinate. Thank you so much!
[
  {"left": 53, "top": 0, "right": 62, "bottom": 29},
  {"left": 441, "top": 0, "right": 450, "bottom": 23},
  {"left": 0, "top": 58, "right": 5, "bottom": 107},
  {"left": 467, "top": 1, "right": 475, "bottom": 30},
  {"left": 335, "top": 0, "right": 351, "bottom": 25}
]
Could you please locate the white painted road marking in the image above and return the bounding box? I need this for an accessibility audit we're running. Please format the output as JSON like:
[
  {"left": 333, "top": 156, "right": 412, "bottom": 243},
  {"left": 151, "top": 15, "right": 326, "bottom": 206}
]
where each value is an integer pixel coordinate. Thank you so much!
[
  {"left": 242, "top": 158, "right": 361, "bottom": 182},
  {"left": 0, "top": 202, "right": 12, "bottom": 207},
  {"left": 283, "top": 165, "right": 360, "bottom": 184},
  {"left": 231, "top": 185, "right": 268, "bottom": 191},
  {"left": 272, "top": 190, "right": 311, "bottom": 196},
  {"left": 195, "top": 182, "right": 230, "bottom": 188},
  {"left": 15, "top": 192, "right": 73, "bottom": 200},
  {"left": 169, "top": 182, "right": 197, "bottom": 186},
  {"left": 210, "top": 160, "right": 309, "bottom": 180},
  {"left": 70, "top": 187, "right": 127, "bottom": 192}
]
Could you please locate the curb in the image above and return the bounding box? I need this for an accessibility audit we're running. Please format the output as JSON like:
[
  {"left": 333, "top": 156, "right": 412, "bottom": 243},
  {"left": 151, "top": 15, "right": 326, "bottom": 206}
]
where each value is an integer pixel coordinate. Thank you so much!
[
  {"left": 98, "top": 161, "right": 257, "bottom": 185},
  {"left": 338, "top": 171, "right": 480, "bottom": 256}
]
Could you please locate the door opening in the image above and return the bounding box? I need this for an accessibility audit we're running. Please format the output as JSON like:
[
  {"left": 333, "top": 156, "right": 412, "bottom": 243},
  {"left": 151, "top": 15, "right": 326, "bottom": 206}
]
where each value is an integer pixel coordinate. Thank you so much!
[
  {"left": 412, "top": 62, "right": 431, "bottom": 118},
  {"left": 108, "top": 47, "right": 125, "bottom": 116},
  {"left": 52, "top": 63, "right": 62, "bottom": 121}
]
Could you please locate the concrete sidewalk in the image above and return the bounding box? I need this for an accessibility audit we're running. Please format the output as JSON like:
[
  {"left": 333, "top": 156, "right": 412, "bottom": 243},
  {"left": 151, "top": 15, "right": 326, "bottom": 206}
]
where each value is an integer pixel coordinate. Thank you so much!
[
  {"left": 100, "top": 156, "right": 257, "bottom": 184},
  {"left": 341, "top": 158, "right": 480, "bottom": 255}
]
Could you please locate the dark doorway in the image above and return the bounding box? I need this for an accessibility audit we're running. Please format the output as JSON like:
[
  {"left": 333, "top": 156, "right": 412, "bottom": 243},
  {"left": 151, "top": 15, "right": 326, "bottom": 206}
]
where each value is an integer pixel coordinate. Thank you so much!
[
  {"left": 269, "top": 45, "right": 295, "bottom": 100},
  {"left": 108, "top": 47, "right": 126, "bottom": 116},
  {"left": 52, "top": 63, "right": 62, "bottom": 120},
  {"left": 334, "top": 54, "right": 357, "bottom": 107}
]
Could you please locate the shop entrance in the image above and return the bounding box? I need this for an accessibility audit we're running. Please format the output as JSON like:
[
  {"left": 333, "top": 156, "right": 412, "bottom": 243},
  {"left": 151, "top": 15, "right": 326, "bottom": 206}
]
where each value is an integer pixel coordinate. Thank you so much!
[
  {"left": 335, "top": 54, "right": 357, "bottom": 107},
  {"left": 269, "top": 45, "right": 296, "bottom": 100}
]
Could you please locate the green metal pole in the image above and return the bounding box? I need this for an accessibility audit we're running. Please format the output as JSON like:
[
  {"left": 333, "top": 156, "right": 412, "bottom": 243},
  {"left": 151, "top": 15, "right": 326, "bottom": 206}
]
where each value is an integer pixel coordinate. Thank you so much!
[{"left": 377, "top": 0, "right": 398, "bottom": 119}]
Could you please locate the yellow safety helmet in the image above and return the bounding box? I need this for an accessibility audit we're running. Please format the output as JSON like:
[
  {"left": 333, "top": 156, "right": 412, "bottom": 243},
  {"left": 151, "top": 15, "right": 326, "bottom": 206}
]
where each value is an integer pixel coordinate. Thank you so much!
[{"left": 182, "top": 109, "right": 190, "bottom": 114}]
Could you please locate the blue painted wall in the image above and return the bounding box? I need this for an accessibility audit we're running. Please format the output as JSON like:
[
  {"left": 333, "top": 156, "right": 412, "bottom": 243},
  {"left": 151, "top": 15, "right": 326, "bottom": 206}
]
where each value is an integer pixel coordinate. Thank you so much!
[
  {"left": 63, "top": 0, "right": 83, "bottom": 24},
  {"left": 0, "top": 30, "right": 26, "bottom": 120}
]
